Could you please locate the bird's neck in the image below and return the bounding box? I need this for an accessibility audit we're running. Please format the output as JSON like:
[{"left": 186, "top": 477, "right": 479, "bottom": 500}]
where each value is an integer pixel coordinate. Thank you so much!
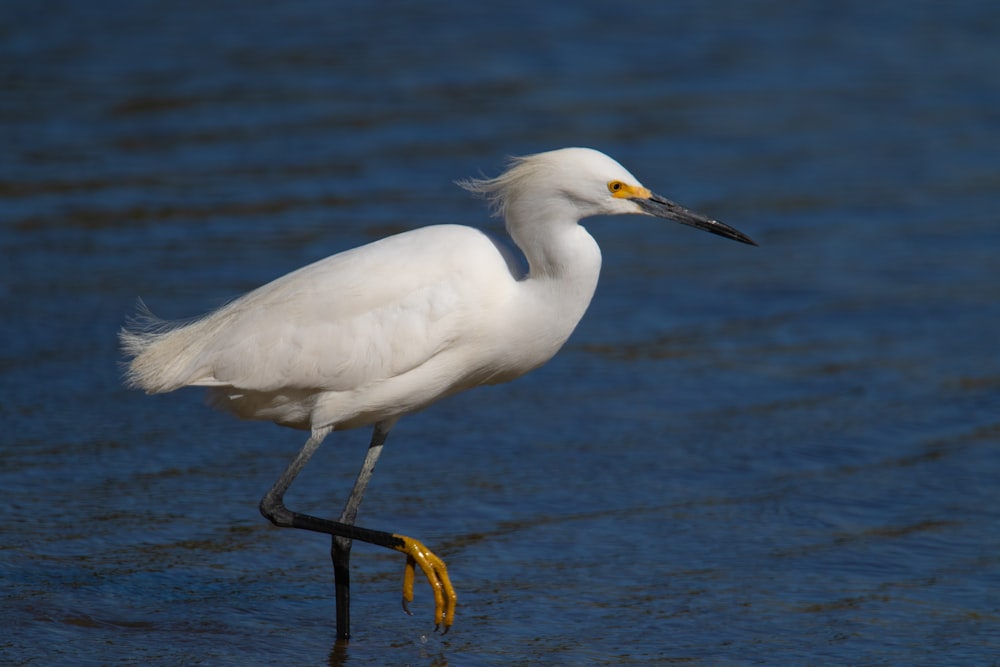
[
  {"left": 507, "top": 204, "right": 598, "bottom": 270},
  {"left": 508, "top": 211, "right": 603, "bottom": 322}
]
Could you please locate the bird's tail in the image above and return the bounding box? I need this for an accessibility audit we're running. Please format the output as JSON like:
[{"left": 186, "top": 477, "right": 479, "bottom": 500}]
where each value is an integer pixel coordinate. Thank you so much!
[{"left": 119, "top": 299, "right": 217, "bottom": 394}]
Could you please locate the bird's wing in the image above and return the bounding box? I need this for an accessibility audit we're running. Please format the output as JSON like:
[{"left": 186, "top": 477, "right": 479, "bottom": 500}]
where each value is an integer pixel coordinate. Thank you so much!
[{"left": 178, "top": 225, "right": 513, "bottom": 394}]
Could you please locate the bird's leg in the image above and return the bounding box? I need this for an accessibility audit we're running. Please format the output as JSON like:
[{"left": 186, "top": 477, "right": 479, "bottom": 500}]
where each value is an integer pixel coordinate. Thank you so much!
[
  {"left": 331, "top": 420, "right": 393, "bottom": 640},
  {"left": 259, "top": 425, "right": 331, "bottom": 527},
  {"left": 258, "top": 423, "right": 456, "bottom": 634}
]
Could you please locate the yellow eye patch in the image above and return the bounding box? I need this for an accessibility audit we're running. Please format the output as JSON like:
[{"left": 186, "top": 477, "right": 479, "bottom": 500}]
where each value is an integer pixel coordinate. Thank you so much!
[{"left": 607, "top": 180, "right": 651, "bottom": 199}]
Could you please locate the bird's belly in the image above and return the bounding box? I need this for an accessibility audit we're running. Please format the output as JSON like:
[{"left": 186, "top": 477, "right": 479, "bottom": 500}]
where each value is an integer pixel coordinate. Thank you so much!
[
  {"left": 204, "top": 353, "right": 492, "bottom": 432},
  {"left": 315, "top": 341, "right": 557, "bottom": 431},
  {"left": 206, "top": 387, "right": 320, "bottom": 430}
]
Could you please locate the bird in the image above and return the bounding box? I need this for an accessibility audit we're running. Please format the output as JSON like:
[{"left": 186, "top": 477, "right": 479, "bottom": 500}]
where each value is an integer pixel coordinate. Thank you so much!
[{"left": 119, "top": 147, "right": 756, "bottom": 639}]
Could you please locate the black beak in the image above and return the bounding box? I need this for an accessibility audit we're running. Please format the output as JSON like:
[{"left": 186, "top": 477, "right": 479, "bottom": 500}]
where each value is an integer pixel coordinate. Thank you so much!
[{"left": 633, "top": 193, "right": 757, "bottom": 246}]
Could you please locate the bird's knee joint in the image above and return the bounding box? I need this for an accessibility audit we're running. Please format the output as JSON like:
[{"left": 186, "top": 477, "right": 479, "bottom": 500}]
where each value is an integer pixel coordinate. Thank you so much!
[{"left": 259, "top": 494, "right": 294, "bottom": 527}]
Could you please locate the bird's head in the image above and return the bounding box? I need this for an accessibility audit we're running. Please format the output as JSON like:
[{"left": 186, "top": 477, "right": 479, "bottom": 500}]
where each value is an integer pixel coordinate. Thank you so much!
[{"left": 461, "top": 147, "right": 756, "bottom": 246}]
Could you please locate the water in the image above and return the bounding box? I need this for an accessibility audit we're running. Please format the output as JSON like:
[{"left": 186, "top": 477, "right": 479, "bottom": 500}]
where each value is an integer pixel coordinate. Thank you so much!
[{"left": 2, "top": 1, "right": 999, "bottom": 664}]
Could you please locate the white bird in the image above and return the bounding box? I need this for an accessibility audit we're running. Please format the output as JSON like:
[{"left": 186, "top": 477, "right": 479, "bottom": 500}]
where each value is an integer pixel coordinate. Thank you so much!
[{"left": 119, "top": 147, "right": 756, "bottom": 638}]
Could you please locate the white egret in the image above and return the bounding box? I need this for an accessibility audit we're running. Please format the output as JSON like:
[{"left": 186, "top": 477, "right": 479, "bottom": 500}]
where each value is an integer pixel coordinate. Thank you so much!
[{"left": 119, "top": 147, "right": 756, "bottom": 638}]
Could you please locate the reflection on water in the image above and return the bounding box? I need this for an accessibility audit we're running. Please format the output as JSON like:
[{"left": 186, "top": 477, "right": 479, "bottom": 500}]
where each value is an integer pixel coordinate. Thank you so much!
[{"left": 2, "top": 1, "right": 999, "bottom": 665}]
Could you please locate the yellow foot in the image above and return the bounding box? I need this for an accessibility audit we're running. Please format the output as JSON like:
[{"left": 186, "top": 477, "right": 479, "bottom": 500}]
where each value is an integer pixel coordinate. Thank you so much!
[{"left": 392, "top": 534, "right": 456, "bottom": 632}]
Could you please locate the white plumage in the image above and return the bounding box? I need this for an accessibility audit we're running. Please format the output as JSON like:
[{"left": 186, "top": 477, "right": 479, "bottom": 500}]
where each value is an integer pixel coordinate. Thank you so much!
[
  {"left": 119, "top": 147, "right": 755, "bottom": 634},
  {"left": 123, "top": 225, "right": 525, "bottom": 427},
  {"left": 121, "top": 148, "right": 643, "bottom": 429}
]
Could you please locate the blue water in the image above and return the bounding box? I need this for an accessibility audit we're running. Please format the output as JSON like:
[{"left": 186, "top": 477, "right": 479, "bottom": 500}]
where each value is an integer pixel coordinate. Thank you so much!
[{"left": 2, "top": 1, "right": 999, "bottom": 665}]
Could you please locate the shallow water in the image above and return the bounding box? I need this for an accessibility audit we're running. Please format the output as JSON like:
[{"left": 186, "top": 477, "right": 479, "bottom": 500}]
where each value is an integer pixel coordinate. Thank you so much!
[{"left": 2, "top": 1, "right": 999, "bottom": 665}]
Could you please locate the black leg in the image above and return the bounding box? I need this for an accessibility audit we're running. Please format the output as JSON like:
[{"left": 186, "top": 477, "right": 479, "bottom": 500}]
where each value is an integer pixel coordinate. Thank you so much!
[
  {"left": 259, "top": 423, "right": 400, "bottom": 545},
  {"left": 331, "top": 422, "right": 392, "bottom": 639},
  {"left": 259, "top": 420, "right": 455, "bottom": 633},
  {"left": 332, "top": 541, "right": 351, "bottom": 640}
]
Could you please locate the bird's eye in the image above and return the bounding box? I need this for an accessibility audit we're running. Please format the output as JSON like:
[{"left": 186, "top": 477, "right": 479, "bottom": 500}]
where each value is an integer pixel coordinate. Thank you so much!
[{"left": 608, "top": 180, "right": 631, "bottom": 198}]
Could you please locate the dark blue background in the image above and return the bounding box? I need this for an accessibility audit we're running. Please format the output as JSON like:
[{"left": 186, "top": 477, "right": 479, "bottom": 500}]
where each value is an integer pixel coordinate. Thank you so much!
[{"left": 2, "top": 1, "right": 998, "bottom": 664}]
